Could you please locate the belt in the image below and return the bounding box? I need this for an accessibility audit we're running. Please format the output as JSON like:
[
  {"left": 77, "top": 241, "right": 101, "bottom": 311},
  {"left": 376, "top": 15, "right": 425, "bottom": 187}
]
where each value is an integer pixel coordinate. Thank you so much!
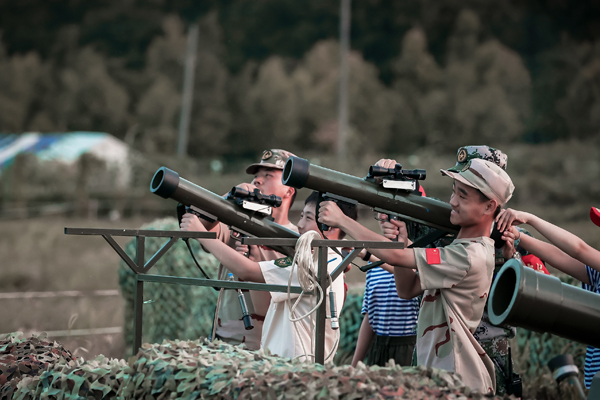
[{"left": 372, "top": 334, "right": 416, "bottom": 346}]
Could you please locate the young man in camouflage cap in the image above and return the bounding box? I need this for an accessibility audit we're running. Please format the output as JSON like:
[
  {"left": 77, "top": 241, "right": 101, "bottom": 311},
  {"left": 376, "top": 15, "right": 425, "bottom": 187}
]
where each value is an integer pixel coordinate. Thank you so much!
[
  {"left": 319, "top": 156, "right": 515, "bottom": 394},
  {"left": 446, "top": 146, "right": 520, "bottom": 396},
  {"left": 188, "top": 149, "right": 298, "bottom": 350}
]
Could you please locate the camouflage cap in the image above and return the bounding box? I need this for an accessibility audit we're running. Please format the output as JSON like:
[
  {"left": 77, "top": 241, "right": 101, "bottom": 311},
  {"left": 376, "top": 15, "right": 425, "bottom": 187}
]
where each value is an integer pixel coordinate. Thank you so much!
[
  {"left": 441, "top": 158, "right": 515, "bottom": 205},
  {"left": 245, "top": 149, "right": 297, "bottom": 175},
  {"left": 446, "top": 145, "right": 508, "bottom": 172},
  {"left": 591, "top": 207, "right": 600, "bottom": 227}
]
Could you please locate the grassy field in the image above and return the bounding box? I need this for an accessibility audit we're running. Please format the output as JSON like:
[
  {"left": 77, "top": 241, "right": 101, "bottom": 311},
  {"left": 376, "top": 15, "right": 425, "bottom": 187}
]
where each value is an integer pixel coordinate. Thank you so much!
[{"left": 0, "top": 217, "right": 152, "bottom": 358}]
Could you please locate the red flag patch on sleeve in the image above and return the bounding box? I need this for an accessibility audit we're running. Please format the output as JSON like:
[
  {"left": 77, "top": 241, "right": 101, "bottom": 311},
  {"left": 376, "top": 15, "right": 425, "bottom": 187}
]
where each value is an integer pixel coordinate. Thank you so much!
[{"left": 426, "top": 248, "right": 441, "bottom": 264}]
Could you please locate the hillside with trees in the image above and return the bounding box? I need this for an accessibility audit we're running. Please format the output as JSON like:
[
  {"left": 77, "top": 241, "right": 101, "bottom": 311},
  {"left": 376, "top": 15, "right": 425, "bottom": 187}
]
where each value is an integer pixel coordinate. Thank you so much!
[{"left": 1, "top": 0, "right": 599, "bottom": 159}]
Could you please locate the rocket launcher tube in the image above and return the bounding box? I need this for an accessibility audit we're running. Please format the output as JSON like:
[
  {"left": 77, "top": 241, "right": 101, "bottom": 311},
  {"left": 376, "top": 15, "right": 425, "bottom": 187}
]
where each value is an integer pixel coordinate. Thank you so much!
[
  {"left": 150, "top": 167, "right": 299, "bottom": 256},
  {"left": 488, "top": 259, "right": 600, "bottom": 348},
  {"left": 282, "top": 156, "right": 459, "bottom": 233}
]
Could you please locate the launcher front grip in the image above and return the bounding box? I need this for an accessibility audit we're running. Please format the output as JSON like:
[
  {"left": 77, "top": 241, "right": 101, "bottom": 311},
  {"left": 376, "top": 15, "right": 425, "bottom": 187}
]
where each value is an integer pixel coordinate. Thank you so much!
[
  {"left": 150, "top": 166, "right": 299, "bottom": 256},
  {"left": 282, "top": 156, "right": 459, "bottom": 233}
]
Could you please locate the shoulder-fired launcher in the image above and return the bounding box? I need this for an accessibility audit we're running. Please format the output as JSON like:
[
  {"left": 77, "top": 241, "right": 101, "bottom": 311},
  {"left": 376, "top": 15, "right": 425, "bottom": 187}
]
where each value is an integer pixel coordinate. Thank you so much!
[
  {"left": 489, "top": 259, "right": 600, "bottom": 348},
  {"left": 150, "top": 167, "right": 298, "bottom": 256},
  {"left": 282, "top": 156, "right": 459, "bottom": 233}
]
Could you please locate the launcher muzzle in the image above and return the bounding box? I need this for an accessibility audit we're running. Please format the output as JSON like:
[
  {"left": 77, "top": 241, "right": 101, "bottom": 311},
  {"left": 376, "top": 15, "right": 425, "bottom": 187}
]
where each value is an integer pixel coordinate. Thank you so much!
[{"left": 151, "top": 167, "right": 298, "bottom": 256}]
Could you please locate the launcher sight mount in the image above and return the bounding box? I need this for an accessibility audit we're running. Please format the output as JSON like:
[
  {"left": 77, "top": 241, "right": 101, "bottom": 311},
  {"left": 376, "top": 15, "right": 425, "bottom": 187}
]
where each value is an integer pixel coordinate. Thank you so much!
[
  {"left": 367, "top": 164, "right": 426, "bottom": 192},
  {"left": 226, "top": 187, "right": 282, "bottom": 217}
]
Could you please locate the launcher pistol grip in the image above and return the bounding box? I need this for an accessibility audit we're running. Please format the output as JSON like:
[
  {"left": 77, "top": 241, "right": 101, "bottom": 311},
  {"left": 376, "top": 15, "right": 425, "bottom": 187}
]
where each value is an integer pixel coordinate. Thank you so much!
[{"left": 318, "top": 192, "right": 358, "bottom": 232}]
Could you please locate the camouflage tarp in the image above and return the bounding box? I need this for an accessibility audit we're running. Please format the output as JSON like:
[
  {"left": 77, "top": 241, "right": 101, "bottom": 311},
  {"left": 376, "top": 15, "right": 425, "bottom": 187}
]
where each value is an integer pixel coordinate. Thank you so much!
[{"left": 6, "top": 335, "right": 517, "bottom": 399}]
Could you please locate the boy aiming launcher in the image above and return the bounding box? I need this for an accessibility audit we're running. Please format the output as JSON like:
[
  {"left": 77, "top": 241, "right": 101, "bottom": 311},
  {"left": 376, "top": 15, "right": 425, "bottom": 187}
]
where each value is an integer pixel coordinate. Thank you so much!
[
  {"left": 319, "top": 158, "right": 514, "bottom": 394},
  {"left": 190, "top": 149, "right": 298, "bottom": 350},
  {"left": 181, "top": 192, "right": 358, "bottom": 362}
]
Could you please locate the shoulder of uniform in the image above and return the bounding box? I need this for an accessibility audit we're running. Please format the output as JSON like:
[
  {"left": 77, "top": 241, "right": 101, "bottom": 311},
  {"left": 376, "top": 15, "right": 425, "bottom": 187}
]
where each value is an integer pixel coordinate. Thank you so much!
[{"left": 274, "top": 256, "right": 293, "bottom": 268}]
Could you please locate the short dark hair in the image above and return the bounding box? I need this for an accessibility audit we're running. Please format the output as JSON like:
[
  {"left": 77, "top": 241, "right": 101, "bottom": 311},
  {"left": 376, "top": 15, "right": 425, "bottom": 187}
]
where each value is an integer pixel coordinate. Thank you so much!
[
  {"left": 305, "top": 191, "right": 358, "bottom": 221},
  {"left": 476, "top": 189, "right": 501, "bottom": 217}
]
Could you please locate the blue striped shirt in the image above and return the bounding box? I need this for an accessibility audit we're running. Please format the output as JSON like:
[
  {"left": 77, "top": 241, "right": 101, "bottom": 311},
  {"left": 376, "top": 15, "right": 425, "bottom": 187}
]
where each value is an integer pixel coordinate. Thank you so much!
[
  {"left": 582, "top": 266, "right": 600, "bottom": 389},
  {"left": 361, "top": 267, "right": 419, "bottom": 336}
]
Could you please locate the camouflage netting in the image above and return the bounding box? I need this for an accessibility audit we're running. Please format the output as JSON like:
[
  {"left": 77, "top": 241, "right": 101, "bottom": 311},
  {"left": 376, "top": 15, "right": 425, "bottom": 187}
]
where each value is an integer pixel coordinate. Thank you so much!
[
  {"left": 336, "top": 285, "right": 365, "bottom": 364},
  {"left": 118, "top": 217, "right": 220, "bottom": 355},
  {"left": 6, "top": 335, "right": 514, "bottom": 399},
  {"left": 511, "top": 324, "right": 587, "bottom": 399},
  {"left": 116, "top": 218, "right": 589, "bottom": 398},
  {"left": 117, "top": 217, "right": 371, "bottom": 363},
  {"left": 0, "top": 332, "right": 76, "bottom": 399}
]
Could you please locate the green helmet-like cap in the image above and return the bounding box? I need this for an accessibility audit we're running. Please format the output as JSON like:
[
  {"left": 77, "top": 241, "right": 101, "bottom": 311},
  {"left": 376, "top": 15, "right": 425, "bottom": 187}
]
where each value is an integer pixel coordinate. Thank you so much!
[{"left": 446, "top": 145, "right": 508, "bottom": 172}]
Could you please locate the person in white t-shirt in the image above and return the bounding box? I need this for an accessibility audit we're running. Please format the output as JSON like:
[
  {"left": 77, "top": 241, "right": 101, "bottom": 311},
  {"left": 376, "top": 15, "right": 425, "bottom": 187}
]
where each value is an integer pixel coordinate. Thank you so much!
[
  {"left": 191, "top": 149, "right": 298, "bottom": 350},
  {"left": 180, "top": 191, "right": 358, "bottom": 362}
]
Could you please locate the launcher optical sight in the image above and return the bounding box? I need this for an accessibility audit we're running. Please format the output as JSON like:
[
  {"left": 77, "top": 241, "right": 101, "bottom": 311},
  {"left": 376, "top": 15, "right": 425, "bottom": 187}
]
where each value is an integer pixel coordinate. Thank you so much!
[{"left": 368, "top": 164, "right": 426, "bottom": 192}]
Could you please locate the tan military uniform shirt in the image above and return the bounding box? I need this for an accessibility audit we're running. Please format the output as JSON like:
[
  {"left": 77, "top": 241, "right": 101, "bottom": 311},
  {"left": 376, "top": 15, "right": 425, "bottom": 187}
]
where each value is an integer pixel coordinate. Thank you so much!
[
  {"left": 213, "top": 222, "right": 298, "bottom": 350},
  {"left": 413, "top": 236, "right": 496, "bottom": 394}
]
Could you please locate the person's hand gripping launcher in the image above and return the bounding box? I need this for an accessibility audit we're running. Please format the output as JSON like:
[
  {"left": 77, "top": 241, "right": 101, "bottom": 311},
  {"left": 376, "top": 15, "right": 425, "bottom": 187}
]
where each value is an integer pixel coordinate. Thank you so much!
[
  {"left": 367, "top": 163, "right": 426, "bottom": 241},
  {"left": 177, "top": 187, "right": 283, "bottom": 331}
]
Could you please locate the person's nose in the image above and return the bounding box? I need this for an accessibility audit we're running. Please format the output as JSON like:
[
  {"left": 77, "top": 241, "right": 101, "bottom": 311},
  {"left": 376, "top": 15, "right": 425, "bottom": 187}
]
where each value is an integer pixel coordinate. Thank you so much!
[{"left": 449, "top": 193, "right": 458, "bottom": 208}]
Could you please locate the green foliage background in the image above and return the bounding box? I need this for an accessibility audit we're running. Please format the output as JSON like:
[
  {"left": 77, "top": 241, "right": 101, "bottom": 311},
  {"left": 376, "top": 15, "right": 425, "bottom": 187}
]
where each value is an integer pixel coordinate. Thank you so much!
[{"left": 1, "top": 1, "right": 599, "bottom": 158}]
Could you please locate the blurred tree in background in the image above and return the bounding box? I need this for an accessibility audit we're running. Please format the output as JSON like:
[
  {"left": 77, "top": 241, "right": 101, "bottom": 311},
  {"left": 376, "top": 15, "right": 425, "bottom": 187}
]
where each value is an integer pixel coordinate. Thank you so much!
[{"left": 0, "top": 0, "right": 599, "bottom": 157}]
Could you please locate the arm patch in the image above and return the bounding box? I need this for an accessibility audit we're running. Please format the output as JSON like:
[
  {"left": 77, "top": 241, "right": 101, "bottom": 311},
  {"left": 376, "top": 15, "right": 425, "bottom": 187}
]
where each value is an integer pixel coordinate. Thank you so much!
[
  {"left": 274, "top": 256, "right": 293, "bottom": 268},
  {"left": 426, "top": 248, "right": 441, "bottom": 265}
]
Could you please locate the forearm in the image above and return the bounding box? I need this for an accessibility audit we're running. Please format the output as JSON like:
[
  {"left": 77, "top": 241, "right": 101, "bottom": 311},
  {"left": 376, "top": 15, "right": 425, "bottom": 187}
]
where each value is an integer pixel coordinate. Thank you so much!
[
  {"left": 393, "top": 268, "right": 423, "bottom": 299},
  {"left": 351, "top": 314, "right": 375, "bottom": 367},
  {"left": 520, "top": 235, "right": 589, "bottom": 284},
  {"left": 527, "top": 215, "right": 585, "bottom": 258},
  {"left": 337, "top": 216, "right": 416, "bottom": 268},
  {"left": 196, "top": 238, "right": 265, "bottom": 282}
]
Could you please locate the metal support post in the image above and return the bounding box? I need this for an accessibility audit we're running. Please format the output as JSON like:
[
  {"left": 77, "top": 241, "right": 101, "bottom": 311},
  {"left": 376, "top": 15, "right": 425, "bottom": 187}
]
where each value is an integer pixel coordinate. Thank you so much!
[
  {"left": 314, "top": 246, "right": 329, "bottom": 364},
  {"left": 133, "top": 275, "right": 144, "bottom": 354},
  {"left": 133, "top": 235, "right": 145, "bottom": 353},
  {"left": 66, "top": 229, "right": 403, "bottom": 362}
]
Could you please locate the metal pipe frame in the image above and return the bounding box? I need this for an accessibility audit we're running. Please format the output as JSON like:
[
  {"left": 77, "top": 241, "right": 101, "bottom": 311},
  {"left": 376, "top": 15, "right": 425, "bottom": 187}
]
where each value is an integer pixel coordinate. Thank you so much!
[{"left": 66, "top": 228, "right": 403, "bottom": 363}]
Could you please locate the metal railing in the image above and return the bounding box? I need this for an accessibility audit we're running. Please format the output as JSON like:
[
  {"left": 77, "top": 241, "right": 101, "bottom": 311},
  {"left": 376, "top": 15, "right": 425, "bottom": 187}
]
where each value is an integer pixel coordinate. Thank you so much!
[{"left": 65, "top": 227, "right": 403, "bottom": 363}]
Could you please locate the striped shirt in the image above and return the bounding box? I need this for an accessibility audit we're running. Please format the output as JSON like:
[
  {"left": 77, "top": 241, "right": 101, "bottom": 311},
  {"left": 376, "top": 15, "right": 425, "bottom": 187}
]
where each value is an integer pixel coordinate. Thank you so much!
[
  {"left": 582, "top": 266, "right": 600, "bottom": 389},
  {"left": 361, "top": 267, "right": 419, "bottom": 336}
]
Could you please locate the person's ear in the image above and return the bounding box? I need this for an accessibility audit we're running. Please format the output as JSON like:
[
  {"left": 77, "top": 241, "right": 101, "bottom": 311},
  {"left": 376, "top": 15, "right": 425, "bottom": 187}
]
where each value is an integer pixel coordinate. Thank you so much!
[
  {"left": 484, "top": 199, "right": 498, "bottom": 216},
  {"left": 324, "top": 227, "right": 340, "bottom": 239},
  {"left": 283, "top": 186, "right": 295, "bottom": 200}
]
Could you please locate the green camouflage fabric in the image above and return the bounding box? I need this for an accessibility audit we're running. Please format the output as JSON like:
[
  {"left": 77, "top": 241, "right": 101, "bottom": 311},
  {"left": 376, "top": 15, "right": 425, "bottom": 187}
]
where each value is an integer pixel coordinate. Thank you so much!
[
  {"left": 0, "top": 332, "right": 75, "bottom": 399},
  {"left": 9, "top": 335, "right": 518, "bottom": 399},
  {"left": 446, "top": 145, "right": 508, "bottom": 172},
  {"left": 245, "top": 149, "right": 297, "bottom": 175},
  {"left": 476, "top": 316, "right": 514, "bottom": 395}
]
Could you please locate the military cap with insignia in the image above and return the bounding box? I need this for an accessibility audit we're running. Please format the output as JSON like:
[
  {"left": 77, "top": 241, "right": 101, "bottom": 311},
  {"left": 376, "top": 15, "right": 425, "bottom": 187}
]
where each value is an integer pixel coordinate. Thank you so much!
[
  {"left": 246, "top": 149, "right": 297, "bottom": 175},
  {"left": 447, "top": 145, "right": 508, "bottom": 173}
]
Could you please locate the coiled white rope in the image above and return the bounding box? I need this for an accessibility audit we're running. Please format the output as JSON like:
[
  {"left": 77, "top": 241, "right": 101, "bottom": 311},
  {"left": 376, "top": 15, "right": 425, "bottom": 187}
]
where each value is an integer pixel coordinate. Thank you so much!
[{"left": 286, "top": 230, "right": 339, "bottom": 362}]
